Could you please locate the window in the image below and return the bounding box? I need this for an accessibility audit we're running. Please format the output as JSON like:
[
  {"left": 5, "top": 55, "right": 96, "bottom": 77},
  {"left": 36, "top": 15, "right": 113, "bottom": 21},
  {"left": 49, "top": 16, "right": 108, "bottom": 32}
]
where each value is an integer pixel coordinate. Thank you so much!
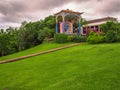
[
  {"left": 95, "top": 26, "right": 99, "bottom": 31},
  {"left": 91, "top": 26, "right": 94, "bottom": 30},
  {"left": 83, "top": 27, "right": 86, "bottom": 34}
]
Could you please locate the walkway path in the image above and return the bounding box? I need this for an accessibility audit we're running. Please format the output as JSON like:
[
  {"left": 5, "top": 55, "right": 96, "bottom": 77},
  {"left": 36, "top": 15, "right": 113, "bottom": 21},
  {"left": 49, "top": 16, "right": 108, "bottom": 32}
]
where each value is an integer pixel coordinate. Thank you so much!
[{"left": 0, "top": 43, "right": 82, "bottom": 64}]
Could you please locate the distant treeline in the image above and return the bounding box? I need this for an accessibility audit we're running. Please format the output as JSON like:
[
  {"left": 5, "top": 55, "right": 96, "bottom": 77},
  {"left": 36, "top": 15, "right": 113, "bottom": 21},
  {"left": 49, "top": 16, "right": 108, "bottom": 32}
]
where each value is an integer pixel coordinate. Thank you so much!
[{"left": 0, "top": 15, "right": 56, "bottom": 57}]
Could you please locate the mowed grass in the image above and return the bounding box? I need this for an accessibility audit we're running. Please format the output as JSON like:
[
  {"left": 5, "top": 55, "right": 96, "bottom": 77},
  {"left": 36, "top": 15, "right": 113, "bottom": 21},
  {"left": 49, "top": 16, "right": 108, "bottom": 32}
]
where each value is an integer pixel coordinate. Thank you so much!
[
  {"left": 0, "top": 43, "right": 120, "bottom": 90},
  {"left": 0, "top": 42, "right": 73, "bottom": 61}
]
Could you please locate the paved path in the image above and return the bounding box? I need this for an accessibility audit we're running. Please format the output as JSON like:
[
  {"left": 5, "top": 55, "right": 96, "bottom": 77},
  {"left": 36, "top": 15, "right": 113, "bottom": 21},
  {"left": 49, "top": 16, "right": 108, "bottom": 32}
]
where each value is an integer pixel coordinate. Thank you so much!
[{"left": 0, "top": 43, "right": 82, "bottom": 64}]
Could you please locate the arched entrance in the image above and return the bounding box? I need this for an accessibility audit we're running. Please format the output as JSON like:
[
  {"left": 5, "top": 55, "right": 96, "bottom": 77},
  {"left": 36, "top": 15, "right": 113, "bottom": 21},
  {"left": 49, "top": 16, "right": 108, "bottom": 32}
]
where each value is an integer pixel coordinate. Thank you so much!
[{"left": 54, "top": 9, "right": 83, "bottom": 36}]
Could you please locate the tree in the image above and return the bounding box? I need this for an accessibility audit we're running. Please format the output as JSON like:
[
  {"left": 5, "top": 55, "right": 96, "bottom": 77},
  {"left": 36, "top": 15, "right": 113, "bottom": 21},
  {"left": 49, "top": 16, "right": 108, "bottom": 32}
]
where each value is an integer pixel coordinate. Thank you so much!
[
  {"left": 0, "top": 29, "right": 4, "bottom": 33},
  {"left": 80, "top": 18, "right": 88, "bottom": 26},
  {"left": 106, "top": 30, "right": 117, "bottom": 43},
  {"left": 0, "top": 33, "right": 9, "bottom": 56},
  {"left": 38, "top": 27, "right": 53, "bottom": 41},
  {"left": 100, "top": 21, "right": 118, "bottom": 33},
  {"left": 21, "top": 21, "right": 28, "bottom": 27},
  {"left": 87, "top": 31, "right": 105, "bottom": 44},
  {"left": 100, "top": 20, "right": 120, "bottom": 42},
  {"left": 44, "top": 15, "right": 56, "bottom": 36},
  {"left": 0, "top": 15, "right": 56, "bottom": 57}
]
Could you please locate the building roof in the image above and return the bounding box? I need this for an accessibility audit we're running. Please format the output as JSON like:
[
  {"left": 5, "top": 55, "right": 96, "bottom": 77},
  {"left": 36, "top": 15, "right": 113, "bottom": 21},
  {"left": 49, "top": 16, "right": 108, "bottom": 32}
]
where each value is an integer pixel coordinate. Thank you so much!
[
  {"left": 87, "top": 17, "right": 117, "bottom": 24},
  {"left": 54, "top": 9, "right": 84, "bottom": 16}
]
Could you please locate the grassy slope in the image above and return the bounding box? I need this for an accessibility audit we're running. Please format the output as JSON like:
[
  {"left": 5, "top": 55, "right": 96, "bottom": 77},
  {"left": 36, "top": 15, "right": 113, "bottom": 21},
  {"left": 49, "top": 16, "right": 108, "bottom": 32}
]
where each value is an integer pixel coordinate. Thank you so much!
[
  {"left": 0, "top": 43, "right": 120, "bottom": 90},
  {"left": 0, "top": 42, "right": 73, "bottom": 61}
]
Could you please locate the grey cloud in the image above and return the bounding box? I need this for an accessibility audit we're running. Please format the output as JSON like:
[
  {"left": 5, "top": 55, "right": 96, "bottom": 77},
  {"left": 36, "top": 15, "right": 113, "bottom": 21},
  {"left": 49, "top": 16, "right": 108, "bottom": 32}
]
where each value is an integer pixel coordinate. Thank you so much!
[
  {"left": 96, "top": 0, "right": 120, "bottom": 15},
  {"left": 0, "top": 0, "right": 91, "bottom": 23},
  {"left": 0, "top": 0, "right": 119, "bottom": 28},
  {"left": 0, "top": 0, "right": 91, "bottom": 13}
]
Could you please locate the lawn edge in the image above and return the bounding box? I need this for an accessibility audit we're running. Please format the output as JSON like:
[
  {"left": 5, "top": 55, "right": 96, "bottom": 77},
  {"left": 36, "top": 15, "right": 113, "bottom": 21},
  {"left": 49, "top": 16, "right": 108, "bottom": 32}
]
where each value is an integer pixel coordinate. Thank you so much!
[{"left": 0, "top": 43, "right": 83, "bottom": 64}]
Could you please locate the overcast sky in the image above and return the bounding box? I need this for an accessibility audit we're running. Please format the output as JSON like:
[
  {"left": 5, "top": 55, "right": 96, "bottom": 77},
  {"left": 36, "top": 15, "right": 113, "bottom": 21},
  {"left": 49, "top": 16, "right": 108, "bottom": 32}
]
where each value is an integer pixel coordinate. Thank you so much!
[{"left": 0, "top": 0, "right": 120, "bottom": 29}]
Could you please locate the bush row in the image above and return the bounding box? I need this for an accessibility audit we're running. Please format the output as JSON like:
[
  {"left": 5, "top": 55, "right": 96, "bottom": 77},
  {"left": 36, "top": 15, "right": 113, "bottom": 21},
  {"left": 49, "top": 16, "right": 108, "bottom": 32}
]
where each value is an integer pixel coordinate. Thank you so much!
[
  {"left": 54, "top": 34, "right": 87, "bottom": 43},
  {"left": 54, "top": 30, "right": 120, "bottom": 44},
  {"left": 87, "top": 30, "right": 119, "bottom": 44},
  {"left": 87, "top": 32, "right": 105, "bottom": 44}
]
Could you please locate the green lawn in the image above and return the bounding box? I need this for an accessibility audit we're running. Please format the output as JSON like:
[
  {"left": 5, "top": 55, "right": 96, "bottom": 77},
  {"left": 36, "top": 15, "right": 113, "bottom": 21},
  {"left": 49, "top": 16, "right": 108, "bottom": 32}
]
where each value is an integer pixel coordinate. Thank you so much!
[
  {"left": 0, "top": 42, "right": 73, "bottom": 61},
  {"left": 0, "top": 43, "right": 120, "bottom": 90}
]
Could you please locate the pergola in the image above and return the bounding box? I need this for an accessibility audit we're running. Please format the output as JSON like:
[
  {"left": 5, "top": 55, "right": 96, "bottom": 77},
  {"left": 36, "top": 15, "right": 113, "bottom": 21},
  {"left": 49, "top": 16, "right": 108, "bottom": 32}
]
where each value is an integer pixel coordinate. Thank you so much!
[{"left": 54, "top": 9, "right": 83, "bottom": 35}]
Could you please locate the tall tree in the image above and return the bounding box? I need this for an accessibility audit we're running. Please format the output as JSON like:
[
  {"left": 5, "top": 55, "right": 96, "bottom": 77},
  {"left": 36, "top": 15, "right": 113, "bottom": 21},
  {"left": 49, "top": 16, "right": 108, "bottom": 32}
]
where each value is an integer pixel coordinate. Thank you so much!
[{"left": 0, "top": 33, "right": 9, "bottom": 56}]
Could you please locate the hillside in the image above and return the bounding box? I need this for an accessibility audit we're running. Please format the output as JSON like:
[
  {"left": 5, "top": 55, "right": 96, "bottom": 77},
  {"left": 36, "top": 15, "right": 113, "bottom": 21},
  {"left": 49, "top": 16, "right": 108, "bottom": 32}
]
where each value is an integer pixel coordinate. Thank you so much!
[
  {"left": 0, "top": 43, "right": 120, "bottom": 90},
  {"left": 0, "top": 42, "right": 73, "bottom": 61}
]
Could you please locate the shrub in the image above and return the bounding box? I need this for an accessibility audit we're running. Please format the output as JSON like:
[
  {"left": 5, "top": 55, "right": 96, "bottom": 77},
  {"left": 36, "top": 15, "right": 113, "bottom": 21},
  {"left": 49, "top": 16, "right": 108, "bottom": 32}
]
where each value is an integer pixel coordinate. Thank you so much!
[
  {"left": 71, "top": 36, "right": 87, "bottom": 43},
  {"left": 105, "top": 30, "right": 117, "bottom": 43},
  {"left": 54, "top": 34, "right": 68, "bottom": 43},
  {"left": 87, "top": 31, "right": 105, "bottom": 44},
  {"left": 67, "top": 36, "right": 73, "bottom": 42}
]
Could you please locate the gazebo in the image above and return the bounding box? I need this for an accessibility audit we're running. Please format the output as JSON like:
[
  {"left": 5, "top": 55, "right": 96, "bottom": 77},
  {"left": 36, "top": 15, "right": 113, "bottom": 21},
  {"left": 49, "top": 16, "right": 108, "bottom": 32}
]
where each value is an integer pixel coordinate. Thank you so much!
[{"left": 54, "top": 9, "right": 83, "bottom": 35}]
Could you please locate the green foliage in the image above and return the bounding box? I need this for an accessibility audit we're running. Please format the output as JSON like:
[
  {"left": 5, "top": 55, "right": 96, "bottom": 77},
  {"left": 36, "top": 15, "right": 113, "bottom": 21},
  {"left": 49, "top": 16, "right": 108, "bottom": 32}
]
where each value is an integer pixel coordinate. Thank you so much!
[
  {"left": 0, "top": 15, "right": 56, "bottom": 57},
  {"left": 100, "top": 21, "right": 120, "bottom": 43},
  {"left": 0, "top": 33, "right": 9, "bottom": 56},
  {"left": 0, "top": 29, "right": 4, "bottom": 33},
  {"left": 67, "top": 36, "right": 73, "bottom": 42},
  {"left": 100, "top": 21, "right": 117, "bottom": 33},
  {"left": 54, "top": 34, "right": 69, "bottom": 43},
  {"left": 73, "top": 18, "right": 88, "bottom": 31},
  {"left": 87, "top": 31, "right": 105, "bottom": 44},
  {"left": 71, "top": 36, "right": 87, "bottom": 43},
  {"left": 105, "top": 30, "right": 117, "bottom": 43},
  {"left": 100, "top": 21, "right": 120, "bottom": 35},
  {"left": 80, "top": 18, "right": 88, "bottom": 26},
  {"left": 117, "top": 35, "right": 120, "bottom": 42}
]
